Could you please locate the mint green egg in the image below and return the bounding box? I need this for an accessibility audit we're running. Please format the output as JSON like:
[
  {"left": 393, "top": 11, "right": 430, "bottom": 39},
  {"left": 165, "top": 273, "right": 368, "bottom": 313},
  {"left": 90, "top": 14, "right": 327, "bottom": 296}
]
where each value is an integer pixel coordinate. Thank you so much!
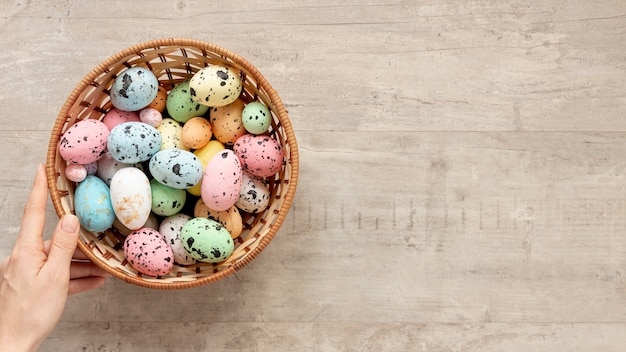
[
  {"left": 150, "top": 179, "right": 186, "bottom": 216},
  {"left": 242, "top": 101, "right": 272, "bottom": 134},
  {"left": 166, "top": 80, "right": 209, "bottom": 123},
  {"left": 181, "top": 217, "right": 234, "bottom": 263}
]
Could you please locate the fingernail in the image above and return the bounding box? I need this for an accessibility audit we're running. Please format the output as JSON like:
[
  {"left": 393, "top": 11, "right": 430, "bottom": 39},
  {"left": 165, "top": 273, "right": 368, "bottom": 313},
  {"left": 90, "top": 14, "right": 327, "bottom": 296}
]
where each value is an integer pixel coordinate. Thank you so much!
[{"left": 61, "top": 214, "right": 79, "bottom": 233}]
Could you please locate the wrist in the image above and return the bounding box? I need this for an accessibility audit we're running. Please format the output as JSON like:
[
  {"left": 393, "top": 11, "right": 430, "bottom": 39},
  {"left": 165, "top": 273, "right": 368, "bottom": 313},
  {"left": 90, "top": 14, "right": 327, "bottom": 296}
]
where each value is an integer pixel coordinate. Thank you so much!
[{"left": 0, "top": 328, "right": 41, "bottom": 352}]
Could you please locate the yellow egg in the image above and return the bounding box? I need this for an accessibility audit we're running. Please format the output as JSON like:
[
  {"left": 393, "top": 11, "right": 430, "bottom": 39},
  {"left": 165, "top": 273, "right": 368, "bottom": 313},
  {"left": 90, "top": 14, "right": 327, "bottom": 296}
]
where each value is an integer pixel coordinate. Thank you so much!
[
  {"left": 181, "top": 117, "right": 212, "bottom": 149},
  {"left": 209, "top": 99, "right": 246, "bottom": 145},
  {"left": 187, "top": 140, "right": 225, "bottom": 196},
  {"left": 194, "top": 199, "right": 243, "bottom": 239},
  {"left": 157, "top": 118, "right": 188, "bottom": 151}
]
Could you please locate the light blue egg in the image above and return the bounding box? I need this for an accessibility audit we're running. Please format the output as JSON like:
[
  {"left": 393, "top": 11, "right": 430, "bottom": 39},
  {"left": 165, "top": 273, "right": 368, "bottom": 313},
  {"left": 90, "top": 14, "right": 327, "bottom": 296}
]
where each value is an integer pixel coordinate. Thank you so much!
[
  {"left": 107, "top": 122, "right": 162, "bottom": 163},
  {"left": 74, "top": 176, "right": 115, "bottom": 232},
  {"left": 110, "top": 67, "right": 159, "bottom": 111},
  {"left": 149, "top": 148, "right": 203, "bottom": 189}
]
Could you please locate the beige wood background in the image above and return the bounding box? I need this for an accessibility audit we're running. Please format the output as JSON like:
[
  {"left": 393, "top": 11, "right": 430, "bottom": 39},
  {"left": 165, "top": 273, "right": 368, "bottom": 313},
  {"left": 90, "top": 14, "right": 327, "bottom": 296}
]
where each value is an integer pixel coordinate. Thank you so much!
[{"left": 1, "top": 0, "right": 626, "bottom": 350}]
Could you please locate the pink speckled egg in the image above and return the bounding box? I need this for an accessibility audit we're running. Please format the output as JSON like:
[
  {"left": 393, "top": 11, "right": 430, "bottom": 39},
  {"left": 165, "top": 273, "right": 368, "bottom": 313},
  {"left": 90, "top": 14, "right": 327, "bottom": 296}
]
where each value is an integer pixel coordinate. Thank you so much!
[
  {"left": 59, "top": 119, "right": 109, "bottom": 164},
  {"left": 124, "top": 228, "right": 174, "bottom": 277},
  {"left": 101, "top": 108, "right": 140, "bottom": 130},
  {"left": 200, "top": 149, "right": 242, "bottom": 211},
  {"left": 233, "top": 134, "right": 284, "bottom": 177},
  {"left": 64, "top": 163, "right": 87, "bottom": 182}
]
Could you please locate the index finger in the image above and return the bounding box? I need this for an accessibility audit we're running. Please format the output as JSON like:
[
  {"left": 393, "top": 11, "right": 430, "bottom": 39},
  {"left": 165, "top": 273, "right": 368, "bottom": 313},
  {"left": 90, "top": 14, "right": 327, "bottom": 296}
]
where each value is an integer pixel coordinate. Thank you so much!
[{"left": 15, "top": 164, "right": 48, "bottom": 251}]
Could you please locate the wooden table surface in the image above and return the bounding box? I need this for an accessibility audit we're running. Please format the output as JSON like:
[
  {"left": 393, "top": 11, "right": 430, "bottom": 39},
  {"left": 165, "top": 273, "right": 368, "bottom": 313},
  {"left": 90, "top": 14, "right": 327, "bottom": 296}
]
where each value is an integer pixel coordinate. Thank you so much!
[{"left": 1, "top": 1, "right": 625, "bottom": 351}]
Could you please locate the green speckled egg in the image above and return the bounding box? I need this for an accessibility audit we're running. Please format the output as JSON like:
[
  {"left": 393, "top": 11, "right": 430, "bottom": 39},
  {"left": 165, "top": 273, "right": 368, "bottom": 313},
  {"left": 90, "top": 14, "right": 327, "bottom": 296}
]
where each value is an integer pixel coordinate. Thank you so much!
[
  {"left": 181, "top": 217, "right": 234, "bottom": 263},
  {"left": 242, "top": 101, "right": 272, "bottom": 134},
  {"left": 166, "top": 80, "right": 209, "bottom": 123},
  {"left": 150, "top": 179, "right": 186, "bottom": 216}
]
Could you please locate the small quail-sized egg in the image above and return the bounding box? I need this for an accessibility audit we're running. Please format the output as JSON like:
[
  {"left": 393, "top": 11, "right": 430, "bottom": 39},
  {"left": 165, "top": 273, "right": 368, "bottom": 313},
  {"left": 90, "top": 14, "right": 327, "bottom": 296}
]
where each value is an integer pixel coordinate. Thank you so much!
[
  {"left": 139, "top": 107, "right": 163, "bottom": 128},
  {"left": 65, "top": 163, "right": 87, "bottom": 182},
  {"left": 242, "top": 101, "right": 272, "bottom": 134}
]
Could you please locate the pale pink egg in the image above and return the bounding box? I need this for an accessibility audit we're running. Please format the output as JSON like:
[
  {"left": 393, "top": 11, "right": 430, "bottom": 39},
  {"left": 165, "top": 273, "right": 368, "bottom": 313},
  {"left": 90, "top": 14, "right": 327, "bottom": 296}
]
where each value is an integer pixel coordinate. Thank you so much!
[
  {"left": 102, "top": 108, "right": 140, "bottom": 130},
  {"left": 65, "top": 163, "right": 87, "bottom": 182},
  {"left": 59, "top": 119, "right": 109, "bottom": 164},
  {"left": 200, "top": 149, "right": 242, "bottom": 211},
  {"left": 139, "top": 107, "right": 163, "bottom": 128}
]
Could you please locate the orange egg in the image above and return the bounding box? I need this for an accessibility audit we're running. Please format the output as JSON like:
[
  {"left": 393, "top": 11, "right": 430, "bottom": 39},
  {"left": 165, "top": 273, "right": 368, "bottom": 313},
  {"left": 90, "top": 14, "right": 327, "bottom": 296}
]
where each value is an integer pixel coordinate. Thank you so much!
[
  {"left": 182, "top": 117, "right": 212, "bottom": 149},
  {"left": 209, "top": 99, "right": 246, "bottom": 145},
  {"left": 146, "top": 86, "right": 167, "bottom": 112}
]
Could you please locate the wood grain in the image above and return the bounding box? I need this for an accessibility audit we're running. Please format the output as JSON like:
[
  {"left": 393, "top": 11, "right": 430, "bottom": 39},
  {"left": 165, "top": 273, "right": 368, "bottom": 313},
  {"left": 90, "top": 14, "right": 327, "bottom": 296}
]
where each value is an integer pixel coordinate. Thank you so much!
[{"left": 1, "top": 0, "right": 625, "bottom": 350}]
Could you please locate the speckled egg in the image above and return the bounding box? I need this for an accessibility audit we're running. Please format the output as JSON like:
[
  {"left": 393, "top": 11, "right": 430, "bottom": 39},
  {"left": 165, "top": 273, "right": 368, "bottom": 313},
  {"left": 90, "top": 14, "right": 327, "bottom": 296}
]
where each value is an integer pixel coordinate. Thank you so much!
[
  {"left": 236, "top": 171, "right": 270, "bottom": 213},
  {"left": 96, "top": 151, "right": 144, "bottom": 185},
  {"left": 149, "top": 148, "right": 203, "bottom": 189},
  {"left": 189, "top": 65, "right": 243, "bottom": 107},
  {"left": 139, "top": 107, "right": 163, "bottom": 128},
  {"left": 209, "top": 99, "right": 246, "bottom": 145},
  {"left": 102, "top": 108, "right": 140, "bottom": 130},
  {"left": 124, "top": 228, "right": 174, "bottom": 277},
  {"left": 201, "top": 149, "right": 243, "bottom": 211},
  {"left": 146, "top": 86, "right": 168, "bottom": 113},
  {"left": 233, "top": 134, "right": 284, "bottom": 177},
  {"left": 166, "top": 80, "right": 209, "bottom": 123},
  {"left": 194, "top": 199, "right": 243, "bottom": 239},
  {"left": 74, "top": 175, "right": 115, "bottom": 232},
  {"left": 107, "top": 122, "right": 162, "bottom": 164},
  {"left": 59, "top": 119, "right": 109, "bottom": 164},
  {"left": 159, "top": 214, "right": 196, "bottom": 265},
  {"left": 65, "top": 163, "right": 87, "bottom": 183},
  {"left": 110, "top": 167, "right": 152, "bottom": 230},
  {"left": 181, "top": 217, "right": 234, "bottom": 263},
  {"left": 242, "top": 101, "right": 272, "bottom": 134},
  {"left": 157, "top": 118, "right": 187, "bottom": 151},
  {"left": 187, "top": 140, "right": 225, "bottom": 196},
  {"left": 181, "top": 117, "right": 212, "bottom": 149},
  {"left": 150, "top": 178, "right": 186, "bottom": 216},
  {"left": 110, "top": 67, "right": 159, "bottom": 112}
]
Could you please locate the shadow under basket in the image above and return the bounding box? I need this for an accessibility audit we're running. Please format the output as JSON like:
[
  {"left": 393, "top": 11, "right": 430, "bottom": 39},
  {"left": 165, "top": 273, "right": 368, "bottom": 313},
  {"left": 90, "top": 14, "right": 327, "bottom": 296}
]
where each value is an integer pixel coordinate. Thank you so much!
[{"left": 46, "top": 38, "right": 299, "bottom": 290}]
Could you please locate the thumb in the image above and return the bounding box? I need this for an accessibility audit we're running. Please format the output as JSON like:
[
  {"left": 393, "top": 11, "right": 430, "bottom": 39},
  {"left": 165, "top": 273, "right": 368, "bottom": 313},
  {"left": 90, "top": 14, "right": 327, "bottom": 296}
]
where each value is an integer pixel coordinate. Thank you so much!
[{"left": 46, "top": 214, "right": 80, "bottom": 270}]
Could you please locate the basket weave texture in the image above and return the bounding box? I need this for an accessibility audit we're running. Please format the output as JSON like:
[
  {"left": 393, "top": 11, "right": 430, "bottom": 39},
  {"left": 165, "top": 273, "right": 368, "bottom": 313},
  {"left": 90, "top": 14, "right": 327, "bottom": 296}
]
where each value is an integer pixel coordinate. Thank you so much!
[{"left": 46, "top": 38, "right": 299, "bottom": 289}]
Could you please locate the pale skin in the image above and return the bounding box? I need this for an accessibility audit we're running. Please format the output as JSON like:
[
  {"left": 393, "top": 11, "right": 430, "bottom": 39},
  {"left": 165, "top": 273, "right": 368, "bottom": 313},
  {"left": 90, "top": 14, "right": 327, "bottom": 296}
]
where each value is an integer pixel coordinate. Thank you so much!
[{"left": 0, "top": 164, "right": 110, "bottom": 351}]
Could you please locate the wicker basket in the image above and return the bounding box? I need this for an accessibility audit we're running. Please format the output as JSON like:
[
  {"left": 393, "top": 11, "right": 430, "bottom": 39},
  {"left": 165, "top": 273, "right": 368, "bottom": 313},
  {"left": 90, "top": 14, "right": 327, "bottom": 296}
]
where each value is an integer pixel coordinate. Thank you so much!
[{"left": 46, "top": 38, "right": 299, "bottom": 289}]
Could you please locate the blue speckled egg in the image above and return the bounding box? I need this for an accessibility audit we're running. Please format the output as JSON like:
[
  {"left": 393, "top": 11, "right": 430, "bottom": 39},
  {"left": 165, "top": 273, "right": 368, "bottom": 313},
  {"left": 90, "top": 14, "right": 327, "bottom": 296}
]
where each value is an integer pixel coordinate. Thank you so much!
[
  {"left": 110, "top": 67, "right": 159, "bottom": 112},
  {"left": 107, "top": 122, "right": 162, "bottom": 164},
  {"left": 74, "top": 175, "right": 115, "bottom": 232},
  {"left": 149, "top": 148, "right": 203, "bottom": 189}
]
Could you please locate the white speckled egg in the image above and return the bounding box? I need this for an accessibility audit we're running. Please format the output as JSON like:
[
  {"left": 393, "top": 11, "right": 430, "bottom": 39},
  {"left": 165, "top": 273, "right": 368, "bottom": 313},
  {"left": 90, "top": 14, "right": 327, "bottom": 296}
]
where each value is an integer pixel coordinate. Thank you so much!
[
  {"left": 236, "top": 171, "right": 270, "bottom": 213},
  {"left": 110, "top": 67, "right": 159, "bottom": 112},
  {"left": 189, "top": 65, "right": 243, "bottom": 107},
  {"left": 200, "top": 149, "right": 243, "bottom": 211},
  {"left": 159, "top": 213, "right": 196, "bottom": 265},
  {"left": 107, "top": 122, "right": 162, "bottom": 164},
  {"left": 149, "top": 148, "right": 203, "bottom": 189},
  {"left": 110, "top": 167, "right": 152, "bottom": 230}
]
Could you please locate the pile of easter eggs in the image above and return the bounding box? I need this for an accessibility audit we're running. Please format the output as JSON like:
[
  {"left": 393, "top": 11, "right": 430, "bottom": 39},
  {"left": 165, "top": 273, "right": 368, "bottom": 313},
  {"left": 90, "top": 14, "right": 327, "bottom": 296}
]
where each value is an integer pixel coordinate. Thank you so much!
[{"left": 58, "top": 64, "right": 284, "bottom": 277}]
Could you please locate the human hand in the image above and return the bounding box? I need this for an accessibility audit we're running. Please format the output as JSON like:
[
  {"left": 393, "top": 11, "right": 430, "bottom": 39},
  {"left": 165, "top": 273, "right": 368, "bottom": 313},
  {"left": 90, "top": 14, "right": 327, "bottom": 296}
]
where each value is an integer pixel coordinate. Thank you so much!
[{"left": 0, "top": 164, "right": 111, "bottom": 351}]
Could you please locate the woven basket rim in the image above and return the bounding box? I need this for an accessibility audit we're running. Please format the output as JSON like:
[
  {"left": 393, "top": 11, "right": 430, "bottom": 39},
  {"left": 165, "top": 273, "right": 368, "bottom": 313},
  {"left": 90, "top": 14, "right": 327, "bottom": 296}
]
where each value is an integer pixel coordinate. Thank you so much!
[{"left": 45, "top": 38, "right": 299, "bottom": 289}]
